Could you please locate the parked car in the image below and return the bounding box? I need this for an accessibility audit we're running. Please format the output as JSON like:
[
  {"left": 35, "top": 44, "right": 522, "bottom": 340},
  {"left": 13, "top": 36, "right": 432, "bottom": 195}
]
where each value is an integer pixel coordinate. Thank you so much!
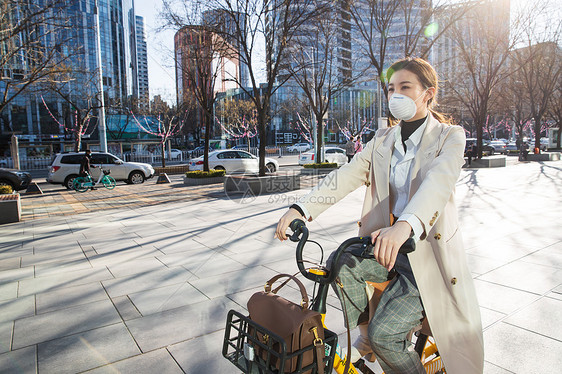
[
  {"left": 0, "top": 168, "right": 32, "bottom": 191},
  {"left": 505, "top": 142, "right": 527, "bottom": 154},
  {"left": 489, "top": 140, "right": 507, "bottom": 154},
  {"left": 528, "top": 138, "right": 549, "bottom": 151},
  {"left": 164, "top": 148, "right": 183, "bottom": 159},
  {"left": 287, "top": 143, "right": 312, "bottom": 153},
  {"left": 47, "top": 152, "right": 155, "bottom": 189},
  {"left": 189, "top": 150, "right": 279, "bottom": 174},
  {"left": 298, "top": 147, "right": 348, "bottom": 166},
  {"left": 232, "top": 144, "right": 250, "bottom": 150},
  {"left": 189, "top": 146, "right": 205, "bottom": 158}
]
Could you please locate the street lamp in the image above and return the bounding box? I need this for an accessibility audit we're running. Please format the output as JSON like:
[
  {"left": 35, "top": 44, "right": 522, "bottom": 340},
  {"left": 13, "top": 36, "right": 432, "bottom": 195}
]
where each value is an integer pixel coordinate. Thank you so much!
[{"left": 94, "top": 0, "right": 107, "bottom": 152}]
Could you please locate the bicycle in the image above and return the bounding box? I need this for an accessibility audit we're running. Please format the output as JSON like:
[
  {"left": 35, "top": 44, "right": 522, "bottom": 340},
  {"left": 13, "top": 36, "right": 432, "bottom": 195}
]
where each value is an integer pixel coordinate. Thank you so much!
[
  {"left": 223, "top": 219, "right": 445, "bottom": 374},
  {"left": 73, "top": 167, "right": 116, "bottom": 193}
]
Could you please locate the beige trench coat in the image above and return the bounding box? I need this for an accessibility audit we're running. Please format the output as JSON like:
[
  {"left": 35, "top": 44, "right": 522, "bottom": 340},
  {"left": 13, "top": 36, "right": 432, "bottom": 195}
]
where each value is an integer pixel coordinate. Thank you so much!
[{"left": 298, "top": 115, "right": 484, "bottom": 374}]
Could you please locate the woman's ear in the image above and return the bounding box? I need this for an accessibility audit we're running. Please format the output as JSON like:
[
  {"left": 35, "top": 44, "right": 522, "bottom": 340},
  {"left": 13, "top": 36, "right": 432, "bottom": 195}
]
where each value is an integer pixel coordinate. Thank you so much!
[{"left": 425, "top": 87, "right": 436, "bottom": 104}]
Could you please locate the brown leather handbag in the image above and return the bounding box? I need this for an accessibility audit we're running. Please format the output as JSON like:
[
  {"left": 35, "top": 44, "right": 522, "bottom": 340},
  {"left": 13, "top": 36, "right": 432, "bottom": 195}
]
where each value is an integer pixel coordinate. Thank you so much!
[{"left": 247, "top": 273, "right": 325, "bottom": 374}]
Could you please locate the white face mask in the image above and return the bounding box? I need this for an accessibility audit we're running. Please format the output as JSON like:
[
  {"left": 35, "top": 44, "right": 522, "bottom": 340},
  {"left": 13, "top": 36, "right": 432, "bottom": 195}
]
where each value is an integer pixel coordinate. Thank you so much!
[{"left": 388, "top": 90, "right": 427, "bottom": 121}]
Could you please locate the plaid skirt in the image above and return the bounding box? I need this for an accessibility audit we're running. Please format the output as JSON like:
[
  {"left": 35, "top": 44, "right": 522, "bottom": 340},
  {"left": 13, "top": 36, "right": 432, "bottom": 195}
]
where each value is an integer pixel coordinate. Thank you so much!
[{"left": 329, "top": 247, "right": 425, "bottom": 374}]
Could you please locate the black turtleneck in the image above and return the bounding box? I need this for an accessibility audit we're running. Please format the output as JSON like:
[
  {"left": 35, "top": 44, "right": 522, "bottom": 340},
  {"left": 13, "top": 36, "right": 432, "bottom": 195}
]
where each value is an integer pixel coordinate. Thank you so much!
[{"left": 401, "top": 115, "right": 427, "bottom": 151}]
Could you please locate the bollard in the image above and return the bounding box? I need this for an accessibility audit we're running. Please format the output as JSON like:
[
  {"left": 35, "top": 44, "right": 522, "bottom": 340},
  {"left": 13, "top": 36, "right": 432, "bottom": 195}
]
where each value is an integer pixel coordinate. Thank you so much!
[
  {"left": 25, "top": 182, "right": 43, "bottom": 195},
  {"left": 156, "top": 173, "right": 171, "bottom": 184}
]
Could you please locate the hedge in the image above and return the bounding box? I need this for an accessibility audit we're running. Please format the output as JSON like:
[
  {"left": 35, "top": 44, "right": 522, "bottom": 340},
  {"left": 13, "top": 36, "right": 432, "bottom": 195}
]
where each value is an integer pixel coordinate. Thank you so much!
[{"left": 184, "top": 169, "right": 226, "bottom": 178}]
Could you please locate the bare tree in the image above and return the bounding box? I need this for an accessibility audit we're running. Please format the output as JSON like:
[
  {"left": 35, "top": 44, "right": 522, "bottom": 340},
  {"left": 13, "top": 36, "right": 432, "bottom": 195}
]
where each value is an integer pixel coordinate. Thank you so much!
[
  {"left": 510, "top": 5, "right": 561, "bottom": 152},
  {"left": 161, "top": 1, "right": 237, "bottom": 171},
  {"left": 202, "top": 0, "right": 324, "bottom": 175},
  {"left": 547, "top": 84, "right": 562, "bottom": 149},
  {"left": 439, "top": 0, "right": 520, "bottom": 158},
  {"left": 41, "top": 66, "right": 103, "bottom": 152},
  {"left": 349, "top": 0, "right": 474, "bottom": 96},
  {"left": 0, "top": 0, "right": 73, "bottom": 117},
  {"left": 287, "top": 3, "right": 355, "bottom": 163}
]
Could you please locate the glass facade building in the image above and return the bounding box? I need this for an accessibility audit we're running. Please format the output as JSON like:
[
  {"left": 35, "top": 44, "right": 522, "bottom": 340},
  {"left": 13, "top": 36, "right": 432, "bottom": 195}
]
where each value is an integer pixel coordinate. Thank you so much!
[{"left": 0, "top": 0, "right": 147, "bottom": 147}]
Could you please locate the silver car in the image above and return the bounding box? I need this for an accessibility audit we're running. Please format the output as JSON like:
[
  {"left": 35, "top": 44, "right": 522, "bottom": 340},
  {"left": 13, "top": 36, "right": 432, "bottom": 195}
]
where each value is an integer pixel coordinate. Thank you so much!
[
  {"left": 47, "top": 152, "right": 155, "bottom": 189},
  {"left": 189, "top": 150, "right": 279, "bottom": 174}
]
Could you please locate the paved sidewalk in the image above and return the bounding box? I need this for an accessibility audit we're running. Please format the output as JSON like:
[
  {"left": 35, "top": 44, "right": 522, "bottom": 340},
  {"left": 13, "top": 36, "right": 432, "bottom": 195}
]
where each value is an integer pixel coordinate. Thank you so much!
[{"left": 1, "top": 161, "right": 561, "bottom": 373}]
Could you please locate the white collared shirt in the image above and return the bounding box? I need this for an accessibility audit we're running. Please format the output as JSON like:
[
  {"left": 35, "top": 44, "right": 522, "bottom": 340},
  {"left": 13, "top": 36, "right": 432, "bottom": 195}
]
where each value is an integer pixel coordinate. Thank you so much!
[
  {"left": 295, "top": 119, "right": 427, "bottom": 239},
  {"left": 390, "top": 118, "right": 427, "bottom": 239}
]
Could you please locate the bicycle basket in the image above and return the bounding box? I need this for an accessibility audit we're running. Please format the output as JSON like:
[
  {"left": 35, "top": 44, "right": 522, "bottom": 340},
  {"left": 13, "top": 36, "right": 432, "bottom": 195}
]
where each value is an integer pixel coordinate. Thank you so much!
[
  {"left": 103, "top": 169, "right": 110, "bottom": 175},
  {"left": 223, "top": 309, "right": 338, "bottom": 374}
]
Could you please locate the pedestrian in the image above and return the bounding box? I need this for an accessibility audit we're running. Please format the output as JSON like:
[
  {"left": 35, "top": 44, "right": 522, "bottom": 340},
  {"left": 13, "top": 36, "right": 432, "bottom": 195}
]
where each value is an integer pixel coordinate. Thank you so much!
[
  {"left": 520, "top": 141, "right": 529, "bottom": 161},
  {"left": 345, "top": 137, "right": 356, "bottom": 162},
  {"left": 275, "top": 57, "right": 483, "bottom": 374},
  {"left": 355, "top": 136, "right": 363, "bottom": 154},
  {"left": 466, "top": 143, "right": 475, "bottom": 166},
  {"left": 79, "top": 149, "right": 97, "bottom": 190}
]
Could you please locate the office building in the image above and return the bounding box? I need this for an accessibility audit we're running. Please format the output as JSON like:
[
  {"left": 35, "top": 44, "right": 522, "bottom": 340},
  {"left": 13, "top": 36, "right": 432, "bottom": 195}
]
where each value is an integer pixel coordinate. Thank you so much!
[{"left": 0, "top": 0, "right": 147, "bottom": 148}]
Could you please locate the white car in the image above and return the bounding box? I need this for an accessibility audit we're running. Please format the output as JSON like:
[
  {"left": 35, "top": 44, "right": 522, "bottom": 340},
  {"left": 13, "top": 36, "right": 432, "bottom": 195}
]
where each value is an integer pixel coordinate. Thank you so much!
[
  {"left": 287, "top": 143, "right": 312, "bottom": 152},
  {"left": 189, "top": 150, "right": 279, "bottom": 174},
  {"left": 298, "top": 147, "right": 348, "bottom": 166},
  {"left": 164, "top": 148, "right": 183, "bottom": 159},
  {"left": 489, "top": 140, "right": 507, "bottom": 154},
  {"left": 47, "top": 152, "right": 155, "bottom": 189}
]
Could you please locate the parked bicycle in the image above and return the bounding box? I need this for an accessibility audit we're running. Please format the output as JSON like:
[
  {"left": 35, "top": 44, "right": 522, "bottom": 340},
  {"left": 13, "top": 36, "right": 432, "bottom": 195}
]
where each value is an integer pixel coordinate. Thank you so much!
[{"left": 72, "top": 168, "right": 116, "bottom": 193}]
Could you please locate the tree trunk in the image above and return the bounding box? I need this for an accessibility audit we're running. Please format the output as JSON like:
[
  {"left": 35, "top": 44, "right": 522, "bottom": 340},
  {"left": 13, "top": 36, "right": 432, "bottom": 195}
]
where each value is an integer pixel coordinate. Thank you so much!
[
  {"left": 315, "top": 113, "right": 323, "bottom": 164},
  {"left": 204, "top": 112, "right": 212, "bottom": 172},
  {"left": 161, "top": 141, "right": 166, "bottom": 168},
  {"left": 476, "top": 117, "right": 484, "bottom": 159},
  {"left": 257, "top": 110, "right": 267, "bottom": 176},
  {"left": 533, "top": 115, "right": 542, "bottom": 153}
]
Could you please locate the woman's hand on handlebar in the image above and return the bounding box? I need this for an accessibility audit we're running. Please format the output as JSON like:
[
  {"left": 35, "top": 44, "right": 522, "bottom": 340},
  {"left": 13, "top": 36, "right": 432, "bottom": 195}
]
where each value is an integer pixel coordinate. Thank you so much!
[
  {"left": 275, "top": 208, "right": 305, "bottom": 241},
  {"left": 370, "top": 221, "right": 412, "bottom": 271}
]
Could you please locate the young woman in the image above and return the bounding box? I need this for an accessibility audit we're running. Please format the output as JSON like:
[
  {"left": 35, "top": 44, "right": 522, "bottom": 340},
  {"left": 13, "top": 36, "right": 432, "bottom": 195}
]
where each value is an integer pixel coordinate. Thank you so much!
[{"left": 275, "top": 57, "right": 484, "bottom": 374}]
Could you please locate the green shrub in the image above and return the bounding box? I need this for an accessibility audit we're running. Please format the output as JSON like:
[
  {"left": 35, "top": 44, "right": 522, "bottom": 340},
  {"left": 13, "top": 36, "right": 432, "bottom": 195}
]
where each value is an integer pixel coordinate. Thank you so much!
[
  {"left": 302, "top": 162, "right": 338, "bottom": 169},
  {"left": 0, "top": 185, "right": 13, "bottom": 194},
  {"left": 185, "top": 169, "right": 226, "bottom": 178}
]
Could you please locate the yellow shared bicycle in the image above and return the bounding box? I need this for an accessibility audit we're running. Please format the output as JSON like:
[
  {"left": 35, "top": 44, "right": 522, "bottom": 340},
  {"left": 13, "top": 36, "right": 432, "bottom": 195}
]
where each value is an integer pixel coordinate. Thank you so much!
[{"left": 223, "top": 219, "right": 445, "bottom": 374}]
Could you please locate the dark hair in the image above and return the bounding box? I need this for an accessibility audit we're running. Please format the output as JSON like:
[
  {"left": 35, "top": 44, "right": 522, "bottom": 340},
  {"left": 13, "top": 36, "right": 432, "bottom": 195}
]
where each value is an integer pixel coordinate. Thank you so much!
[{"left": 386, "top": 57, "right": 450, "bottom": 126}]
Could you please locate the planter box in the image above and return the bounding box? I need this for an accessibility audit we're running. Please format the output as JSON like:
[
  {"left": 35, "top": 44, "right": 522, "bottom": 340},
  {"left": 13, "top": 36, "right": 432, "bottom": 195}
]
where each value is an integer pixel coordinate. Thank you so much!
[
  {"left": 469, "top": 155, "right": 506, "bottom": 168},
  {"left": 224, "top": 174, "right": 300, "bottom": 195},
  {"left": 527, "top": 152, "right": 561, "bottom": 162},
  {"left": 0, "top": 193, "right": 21, "bottom": 224},
  {"left": 300, "top": 167, "right": 338, "bottom": 176},
  {"left": 183, "top": 176, "right": 225, "bottom": 186}
]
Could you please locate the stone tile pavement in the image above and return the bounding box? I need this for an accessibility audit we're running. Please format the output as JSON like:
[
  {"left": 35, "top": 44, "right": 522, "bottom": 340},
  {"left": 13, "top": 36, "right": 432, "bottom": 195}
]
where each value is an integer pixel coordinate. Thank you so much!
[{"left": 0, "top": 160, "right": 561, "bottom": 373}]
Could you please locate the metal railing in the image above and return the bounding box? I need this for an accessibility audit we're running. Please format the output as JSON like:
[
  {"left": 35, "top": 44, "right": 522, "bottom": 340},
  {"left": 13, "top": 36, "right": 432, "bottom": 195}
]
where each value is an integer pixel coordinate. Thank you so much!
[{"left": 0, "top": 157, "right": 53, "bottom": 171}]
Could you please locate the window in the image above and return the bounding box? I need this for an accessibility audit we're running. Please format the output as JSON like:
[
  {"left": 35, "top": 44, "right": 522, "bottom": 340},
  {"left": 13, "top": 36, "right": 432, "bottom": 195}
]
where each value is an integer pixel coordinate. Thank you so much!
[
  {"left": 236, "top": 151, "right": 253, "bottom": 159},
  {"left": 217, "top": 151, "right": 238, "bottom": 159},
  {"left": 91, "top": 154, "right": 112, "bottom": 164},
  {"left": 60, "top": 155, "right": 83, "bottom": 164}
]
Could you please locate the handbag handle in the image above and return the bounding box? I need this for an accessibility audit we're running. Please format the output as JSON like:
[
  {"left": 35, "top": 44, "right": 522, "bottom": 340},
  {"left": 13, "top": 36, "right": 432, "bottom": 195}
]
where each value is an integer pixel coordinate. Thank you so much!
[{"left": 265, "top": 273, "right": 310, "bottom": 309}]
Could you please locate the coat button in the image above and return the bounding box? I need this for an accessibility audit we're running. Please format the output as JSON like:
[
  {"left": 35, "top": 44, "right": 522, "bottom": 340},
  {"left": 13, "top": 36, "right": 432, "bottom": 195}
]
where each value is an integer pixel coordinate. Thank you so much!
[
  {"left": 357, "top": 221, "right": 362, "bottom": 227},
  {"left": 434, "top": 233, "right": 441, "bottom": 240},
  {"left": 451, "top": 277, "right": 457, "bottom": 285},
  {"left": 365, "top": 181, "right": 371, "bottom": 187},
  {"left": 429, "top": 218, "right": 435, "bottom": 226}
]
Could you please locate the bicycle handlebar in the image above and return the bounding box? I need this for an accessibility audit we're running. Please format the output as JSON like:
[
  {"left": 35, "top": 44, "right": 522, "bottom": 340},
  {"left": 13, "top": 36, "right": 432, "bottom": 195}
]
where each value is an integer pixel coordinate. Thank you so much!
[{"left": 289, "top": 219, "right": 415, "bottom": 284}]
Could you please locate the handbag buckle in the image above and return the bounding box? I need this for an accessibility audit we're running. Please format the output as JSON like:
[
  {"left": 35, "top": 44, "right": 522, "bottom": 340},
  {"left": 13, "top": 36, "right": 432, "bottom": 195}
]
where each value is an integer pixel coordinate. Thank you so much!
[{"left": 309, "top": 326, "right": 323, "bottom": 345}]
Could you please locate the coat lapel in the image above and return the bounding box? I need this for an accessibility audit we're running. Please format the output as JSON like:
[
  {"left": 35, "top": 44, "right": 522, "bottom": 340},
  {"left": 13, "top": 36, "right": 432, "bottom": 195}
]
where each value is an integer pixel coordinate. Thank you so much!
[
  {"left": 373, "top": 128, "right": 396, "bottom": 227},
  {"left": 409, "top": 116, "right": 443, "bottom": 195}
]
